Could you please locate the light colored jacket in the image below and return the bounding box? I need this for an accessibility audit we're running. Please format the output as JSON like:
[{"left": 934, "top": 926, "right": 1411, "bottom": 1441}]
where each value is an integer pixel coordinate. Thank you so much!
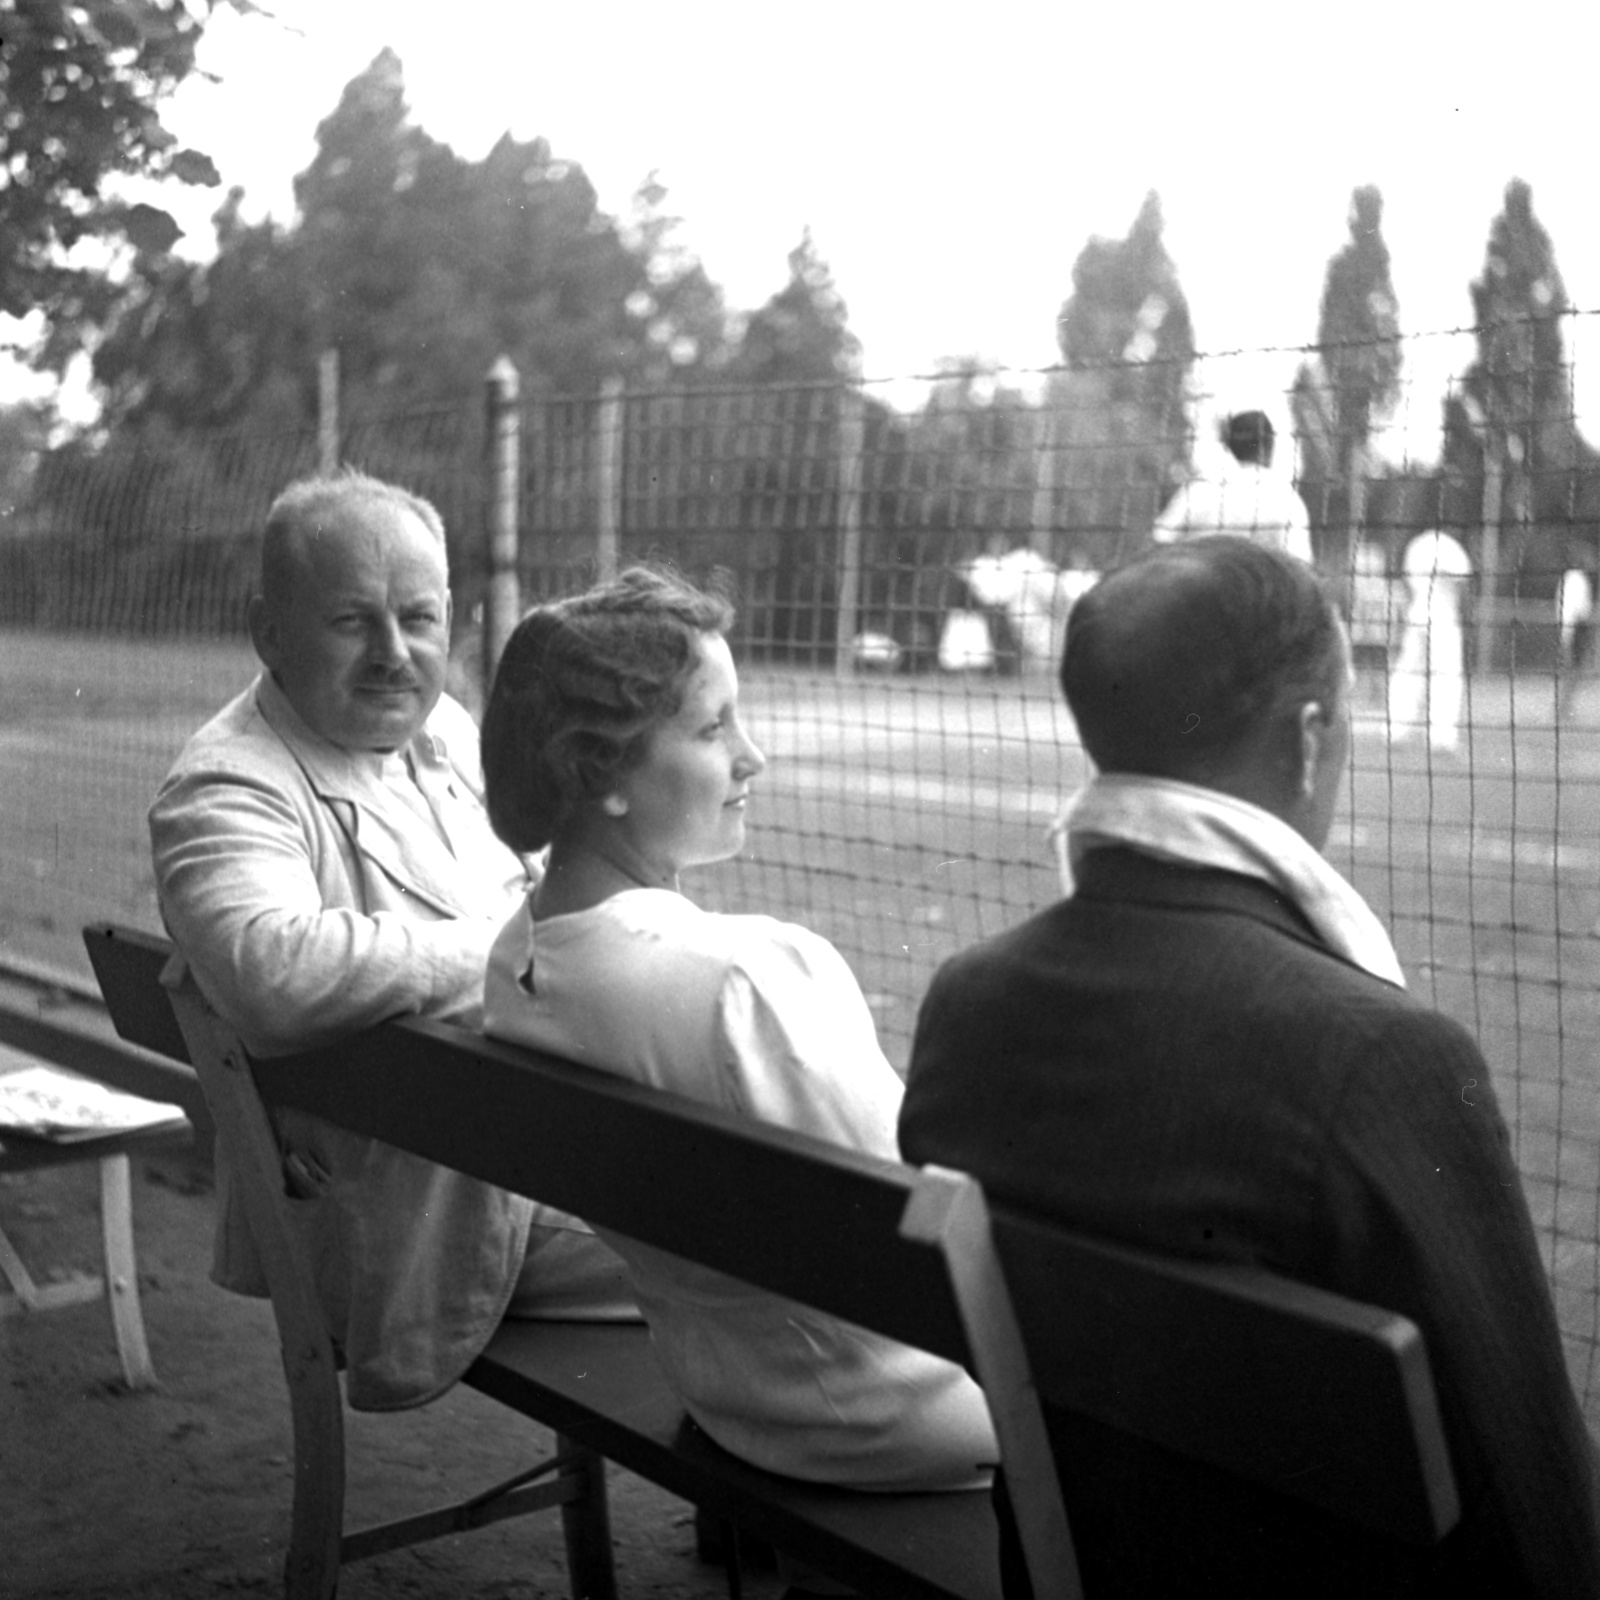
[{"left": 150, "top": 672, "right": 535, "bottom": 1409}]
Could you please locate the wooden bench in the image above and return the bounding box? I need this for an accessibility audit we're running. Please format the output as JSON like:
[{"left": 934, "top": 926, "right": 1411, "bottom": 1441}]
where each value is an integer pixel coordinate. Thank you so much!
[
  {"left": 83, "top": 922, "right": 1004, "bottom": 1600},
  {"left": 83, "top": 921, "right": 1462, "bottom": 1599}
]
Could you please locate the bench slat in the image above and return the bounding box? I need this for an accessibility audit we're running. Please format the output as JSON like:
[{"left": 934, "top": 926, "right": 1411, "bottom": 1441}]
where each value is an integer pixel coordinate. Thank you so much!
[
  {"left": 254, "top": 1015, "right": 974, "bottom": 1367},
  {"left": 470, "top": 1321, "right": 998, "bottom": 1600}
]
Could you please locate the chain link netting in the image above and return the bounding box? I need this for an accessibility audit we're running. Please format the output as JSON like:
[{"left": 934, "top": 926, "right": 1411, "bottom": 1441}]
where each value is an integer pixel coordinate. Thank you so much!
[{"left": 2, "top": 330, "right": 1597, "bottom": 1410}]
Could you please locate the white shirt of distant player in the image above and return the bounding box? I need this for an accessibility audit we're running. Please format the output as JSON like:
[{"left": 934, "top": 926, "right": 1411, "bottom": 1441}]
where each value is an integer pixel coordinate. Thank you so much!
[
  {"left": 1153, "top": 458, "right": 1313, "bottom": 564},
  {"left": 1400, "top": 530, "right": 1473, "bottom": 618}
]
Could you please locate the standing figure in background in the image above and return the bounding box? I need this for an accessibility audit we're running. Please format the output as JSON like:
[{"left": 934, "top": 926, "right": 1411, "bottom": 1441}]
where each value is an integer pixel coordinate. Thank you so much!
[
  {"left": 1152, "top": 409, "right": 1313, "bottom": 564},
  {"left": 1558, "top": 566, "right": 1594, "bottom": 718},
  {"left": 1389, "top": 529, "right": 1473, "bottom": 754}
]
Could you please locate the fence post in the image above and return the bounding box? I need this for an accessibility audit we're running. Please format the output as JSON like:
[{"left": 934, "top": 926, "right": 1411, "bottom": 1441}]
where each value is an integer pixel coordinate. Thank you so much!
[
  {"left": 1030, "top": 394, "right": 1057, "bottom": 560},
  {"left": 596, "top": 376, "right": 624, "bottom": 582},
  {"left": 833, "top": 384, "right": 864, "bottom": 677},
  {"left": 483, "top": 356, "right": 522, "bottom": 698},
  {"left": 1478, "top": 448, "right": 1503, "bottom": 672},
  {"left": 317, "top": 349, "right": 339, "bottom": 474}
]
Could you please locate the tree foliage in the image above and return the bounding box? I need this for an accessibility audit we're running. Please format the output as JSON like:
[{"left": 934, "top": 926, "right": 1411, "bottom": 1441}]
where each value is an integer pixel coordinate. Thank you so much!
[
  {"left": 0, "top": 0, "right": 254, "bottom": 367},
  {"left": 90, "top": 48, "right": 735, "bottom": 438},
  {"left": 1049, "top": 191, "right": 1195, "bottom": 563},
  {"left": 1460, "top": 178, "right": 1570, "bottom": 457},
  {"left": 1447, "top": 179, "right": 1591, "bottom": 584},
  {"left": 1291, "top": 185, "right": 1402, "bottom": 570},
  {"left": 1311, "top": 185, "right": 1401, "bottom": 473},
  {"left": 729, "top": 228, "right": 860, "bottom": 384}
]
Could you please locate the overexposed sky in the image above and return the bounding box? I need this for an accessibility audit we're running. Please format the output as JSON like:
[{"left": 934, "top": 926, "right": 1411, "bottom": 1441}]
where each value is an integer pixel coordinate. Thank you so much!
[{"left": 33, "top": 1, "right": 1600, "bottom": 448}]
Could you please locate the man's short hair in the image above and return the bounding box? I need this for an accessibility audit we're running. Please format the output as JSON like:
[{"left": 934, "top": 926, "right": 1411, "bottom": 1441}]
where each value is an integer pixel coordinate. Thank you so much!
[
  {"left": 1222, "top": 410, "right": 1274, "bottom": 466},
  {"left": 1061, "top": 537, "right": 1343, "bottom": 781},
  {"left": 260, "top": 469, "right": 447, "bottom": 607}
]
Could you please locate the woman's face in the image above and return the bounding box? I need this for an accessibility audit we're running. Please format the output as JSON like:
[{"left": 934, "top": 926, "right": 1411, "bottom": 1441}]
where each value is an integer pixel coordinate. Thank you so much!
[{"left": 611, "top": 631, "right": 766, "bottom": 880}]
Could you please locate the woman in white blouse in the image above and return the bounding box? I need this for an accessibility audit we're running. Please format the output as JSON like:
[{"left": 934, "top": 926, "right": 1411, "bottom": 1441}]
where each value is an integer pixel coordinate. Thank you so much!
[{"left": 478, "top": 565, "right": 996, "bottom": 1494}]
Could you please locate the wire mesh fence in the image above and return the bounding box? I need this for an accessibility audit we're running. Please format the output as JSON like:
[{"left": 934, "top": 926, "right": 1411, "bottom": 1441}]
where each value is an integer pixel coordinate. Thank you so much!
[{"left": 1, "top": 323, "right": 1597, "bottom": 1409}]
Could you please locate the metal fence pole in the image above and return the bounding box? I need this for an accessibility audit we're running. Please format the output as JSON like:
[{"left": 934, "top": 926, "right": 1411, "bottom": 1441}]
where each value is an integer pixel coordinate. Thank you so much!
[
  {"left": 833, "top": 384, "right": 864, "bottom": 677},
  {"left": 596, "top": 376, "right": 623, "bottom": 582},
  {"left": 1030, "top": 395, "right": 1057, "bottom": 561},
  {"left": 317, "top": 349, "right": 339, "bottom": 474},
  {"left": 1478, "top": 448, "right": 1503, "bottom": 671},
  {"left": 483, "top": 356, "right": 522, "bottom": 697}
]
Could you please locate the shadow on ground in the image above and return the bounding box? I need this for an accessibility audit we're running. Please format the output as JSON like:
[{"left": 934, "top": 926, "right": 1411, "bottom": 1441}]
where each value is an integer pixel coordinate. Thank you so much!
[{"left": 1, "top": 1148, "right": 780, "bottom": 1599}]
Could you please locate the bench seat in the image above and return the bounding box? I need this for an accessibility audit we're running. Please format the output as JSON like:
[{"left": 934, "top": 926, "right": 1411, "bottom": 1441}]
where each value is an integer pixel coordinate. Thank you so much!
[{"left": 471, "top": 1319, "right": 998, "bottom": 1600}]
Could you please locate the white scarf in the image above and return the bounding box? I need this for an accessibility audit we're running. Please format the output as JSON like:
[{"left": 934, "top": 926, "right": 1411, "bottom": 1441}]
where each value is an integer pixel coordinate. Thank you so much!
[{"left": 1050, "top": 774, "right": 1406, "bottom": 990}]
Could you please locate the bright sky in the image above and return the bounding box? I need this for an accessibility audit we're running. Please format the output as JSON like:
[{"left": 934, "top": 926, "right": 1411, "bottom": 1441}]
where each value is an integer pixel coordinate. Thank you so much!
[{"left": 34, "top": 0, "right": 1600, "bottom": 452}]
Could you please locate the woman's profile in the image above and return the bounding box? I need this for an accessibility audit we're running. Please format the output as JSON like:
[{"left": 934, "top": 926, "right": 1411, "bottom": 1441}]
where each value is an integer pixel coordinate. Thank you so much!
[{"left": 478, "top": 565, "right": 996, "bottom": 1495}]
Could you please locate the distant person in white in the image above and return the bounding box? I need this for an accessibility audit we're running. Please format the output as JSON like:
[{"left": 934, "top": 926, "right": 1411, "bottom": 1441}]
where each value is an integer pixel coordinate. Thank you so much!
[
  {"left": 1152, "top": 410, "right": 1314, "bottom": 564},
  {"left": 1558, "top": 566, "right": 1594, "bottom": 719},
  {"left": 1559, "top": 567, "right": 1593, "bottom": 668},
  {"left": 1388, "top": 530, "right": 1473, "bottom": 753}
]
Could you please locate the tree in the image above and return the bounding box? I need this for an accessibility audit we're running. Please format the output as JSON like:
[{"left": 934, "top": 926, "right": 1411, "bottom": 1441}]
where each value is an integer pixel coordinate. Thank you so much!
[
  {"left": 1292, "top": 185, "right": 1402, "bottom": 572},
  {"left": 729, "top": 228, "right": 860, "bottom": 384},
  {"left": 1447, "top": 178, "right": 1592, "bottom": 663},
  {"left": 0, "top": 0, "right": 254, "bottom": 367},
  {"left": 1049, "top": 191, "right": 1195, "bottom": 564},
  {"left": 721, "top": 231, "right": 863, "bottom": 660},
  {"left": 91, "top": 50, "right": 739, "bottom": 439},
  {"left": 92, "top": 187, "right": 316, "bottom": 434},
  {"left": 620, "top": 172, "right": 729, "bottom": 386}
]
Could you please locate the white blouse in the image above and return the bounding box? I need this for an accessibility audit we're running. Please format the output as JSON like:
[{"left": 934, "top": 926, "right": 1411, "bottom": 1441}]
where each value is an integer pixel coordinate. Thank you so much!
[{"left": 484, "top": 888, "right": 995, "bottom": 1490}]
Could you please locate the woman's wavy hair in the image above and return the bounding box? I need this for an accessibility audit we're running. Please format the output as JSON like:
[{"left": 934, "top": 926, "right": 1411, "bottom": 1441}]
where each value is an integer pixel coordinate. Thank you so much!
[{"left": 481, "top": 565, "right": 735, "bottom": 853}]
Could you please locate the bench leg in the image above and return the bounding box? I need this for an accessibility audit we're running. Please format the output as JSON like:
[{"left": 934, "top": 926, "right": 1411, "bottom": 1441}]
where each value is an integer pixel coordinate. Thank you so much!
[
  {"left": 98, "top": 1154, "right": 157, "bottom": 1391},
  {"left": 280, "top": 1334, "right": 346, "bottom": 1600},
  {"left": 555, "top": 1436, "right": 616, "bottom": 1600}
]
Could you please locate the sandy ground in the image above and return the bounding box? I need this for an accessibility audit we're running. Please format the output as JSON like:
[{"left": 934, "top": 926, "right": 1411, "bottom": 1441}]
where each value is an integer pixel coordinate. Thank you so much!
[{"left": 1, "top": 1145, "right": 784, "bottom": 1600}]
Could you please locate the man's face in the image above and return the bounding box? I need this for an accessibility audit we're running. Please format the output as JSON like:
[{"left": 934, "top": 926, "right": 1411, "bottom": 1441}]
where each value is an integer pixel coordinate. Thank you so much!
[{"left": 251, "top": 500, "right": 452, "bottom": 754}]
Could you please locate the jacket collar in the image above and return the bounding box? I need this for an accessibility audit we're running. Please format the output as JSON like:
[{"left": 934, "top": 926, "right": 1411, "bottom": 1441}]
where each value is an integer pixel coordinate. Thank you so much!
[
  {"left": 252, "top": 672, "right": 481, "bottom": 919},
  {"left": 1071, "top": 845, "right": 1328, "bottom": 953}
]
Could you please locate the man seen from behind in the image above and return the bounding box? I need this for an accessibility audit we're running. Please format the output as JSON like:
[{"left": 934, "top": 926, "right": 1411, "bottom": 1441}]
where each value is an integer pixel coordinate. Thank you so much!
[{"left": 900, "top": 536, "right": 1599, "bottom": 1597}]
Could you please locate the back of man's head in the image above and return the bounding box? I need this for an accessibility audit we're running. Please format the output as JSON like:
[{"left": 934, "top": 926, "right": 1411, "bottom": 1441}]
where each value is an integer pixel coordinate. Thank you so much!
[
  {"left": 1061, "top": 537, "right": 1342, "bottom": 786},
  {"left": 1222, "top": 410, "right": 1274, "bottom": 467}
]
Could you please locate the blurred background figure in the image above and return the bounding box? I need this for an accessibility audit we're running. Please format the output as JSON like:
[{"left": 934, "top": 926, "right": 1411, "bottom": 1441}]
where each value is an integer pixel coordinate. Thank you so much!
[
  {"left": 1152, "top": 409, "right": 1313, "bottom": 563},
  {"left": 1388, "top": 530, "right": 1473, "bottom": 754},
  {"left": 1558, "top": 565, "right": 1594, "bottom": 718}
]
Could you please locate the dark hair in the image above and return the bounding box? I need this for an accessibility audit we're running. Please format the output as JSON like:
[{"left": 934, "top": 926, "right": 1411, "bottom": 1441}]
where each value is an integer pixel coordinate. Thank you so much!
[
  {"left": 1222, "top": 410, "right": 1274, "bottom": 467},
  {"left": 481, "top": 565, "right": 735, "bottom": 852},
  {"left": 260, "top": 469, "right": 446, "bottom": 607},
  {"left": 1060, "top": 537, "right": 1342, "bottom": 781}
]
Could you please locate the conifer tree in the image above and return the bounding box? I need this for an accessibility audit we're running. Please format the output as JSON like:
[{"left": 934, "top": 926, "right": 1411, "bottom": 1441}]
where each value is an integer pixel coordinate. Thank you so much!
[
  {"left": 1292, "top": 185, "right": 1401, "bottom": 571},
  {"left": 1049, "top": 191, "right": 1194, "bottom": 564}
]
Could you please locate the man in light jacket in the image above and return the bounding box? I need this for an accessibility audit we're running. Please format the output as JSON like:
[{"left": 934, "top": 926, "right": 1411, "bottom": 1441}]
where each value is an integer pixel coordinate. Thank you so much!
[{"left": 150, "top": 469, "right": 634, "bottom": 1410}]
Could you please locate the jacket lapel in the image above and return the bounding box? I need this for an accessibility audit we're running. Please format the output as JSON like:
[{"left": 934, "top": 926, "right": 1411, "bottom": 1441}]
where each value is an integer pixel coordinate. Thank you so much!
[{"left": 254, "top": 675, "right": 480, "bottom": 919}]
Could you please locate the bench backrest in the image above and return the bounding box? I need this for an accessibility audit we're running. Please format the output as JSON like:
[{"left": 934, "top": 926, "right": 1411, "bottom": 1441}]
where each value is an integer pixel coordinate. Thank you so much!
[
  {"left": 82, "top": 921, "right": 971, "bottom": 1366},
  {"left": 907, "top": 1172, "right": 1461, "bottom": 1598},
  {"left": 85, "top": 922, "right": 1461, "bottom": 1596}
]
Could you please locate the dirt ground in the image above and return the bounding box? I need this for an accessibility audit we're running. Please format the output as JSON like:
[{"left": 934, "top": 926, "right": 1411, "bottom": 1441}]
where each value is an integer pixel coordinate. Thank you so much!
[{"left": 1, "top": 1144, "right": 784, "bottom": 1600}]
